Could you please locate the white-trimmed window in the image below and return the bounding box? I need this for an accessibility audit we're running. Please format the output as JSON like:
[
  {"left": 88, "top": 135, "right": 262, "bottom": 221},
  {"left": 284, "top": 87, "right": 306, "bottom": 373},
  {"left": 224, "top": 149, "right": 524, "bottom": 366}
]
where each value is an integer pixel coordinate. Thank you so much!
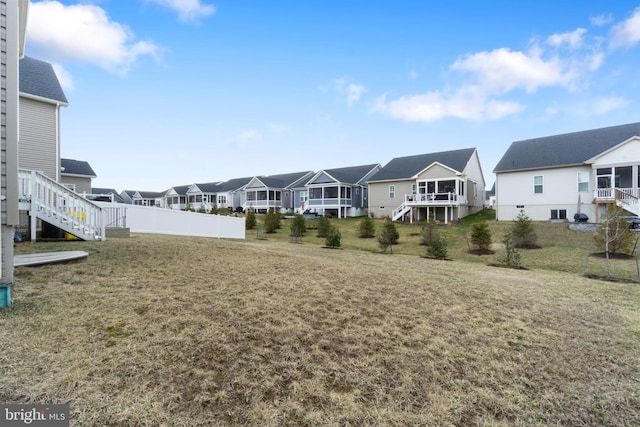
[
  {"left": 389, "top": 185, "right": 395, "bottom": 199},
  {"left": 534, "top": 176, "right": 543, "bottom": 194},
  {"left": 578, "top": 172, "right": 589, "bottom": 192},
  {"left": 550, "top": 209, "right": 567, "bottom": 220},
  {"left": 411, "top": 183, "right": 417, "bottom": 195}
]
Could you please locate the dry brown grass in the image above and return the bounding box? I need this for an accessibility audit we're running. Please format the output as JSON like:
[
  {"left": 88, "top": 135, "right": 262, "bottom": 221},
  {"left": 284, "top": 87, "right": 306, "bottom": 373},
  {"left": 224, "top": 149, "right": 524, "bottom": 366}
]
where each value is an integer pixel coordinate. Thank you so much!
[{"left": 3, "top": 231, "right": 640, "bottom": 426}]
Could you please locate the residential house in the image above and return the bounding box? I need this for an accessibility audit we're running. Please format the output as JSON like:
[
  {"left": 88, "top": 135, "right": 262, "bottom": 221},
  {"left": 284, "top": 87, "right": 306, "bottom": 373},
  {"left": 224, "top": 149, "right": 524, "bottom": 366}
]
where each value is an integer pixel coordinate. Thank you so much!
[
  {"left": 305, "top": 163, "right": 381, "bottom": 218},
  {"left": 186, "top": 182, "right": 221, "bottom": 211},
  {"left": 214, "top": 177, "right": 252, "bottom": 212},
  {"left": 18, "top": 56, "right": 68, "bottom": 181},
  {"left": 244, "top": 171, "right": 314, "bottom": 213},
  {"left": 60, "top": 158, "right": 96, "bottom": 194},
  {"left": 493, "top": 122, "right": 640, "bottom": 222},
  {"left": 121, "top": 190, "right": 165, "bottom": 207},
  {"left": 90, "top": 188, "right": 125, "bottom": 203},
  {"left": 2, "top": 0, "right": 28, "bottom": 303},
  {"left": 164, "top": 185, "right": 191, "bottom": 210},
  {"left": 368, "top": 148, "right": 486, "bottom": 224}
]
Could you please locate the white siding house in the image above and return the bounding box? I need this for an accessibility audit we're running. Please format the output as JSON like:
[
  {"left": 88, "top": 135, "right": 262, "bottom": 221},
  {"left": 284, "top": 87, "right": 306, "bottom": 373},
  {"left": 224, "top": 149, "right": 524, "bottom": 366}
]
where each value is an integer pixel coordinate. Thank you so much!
[{"left": 494, "top": 123, "right": 640, "bottom": 222}]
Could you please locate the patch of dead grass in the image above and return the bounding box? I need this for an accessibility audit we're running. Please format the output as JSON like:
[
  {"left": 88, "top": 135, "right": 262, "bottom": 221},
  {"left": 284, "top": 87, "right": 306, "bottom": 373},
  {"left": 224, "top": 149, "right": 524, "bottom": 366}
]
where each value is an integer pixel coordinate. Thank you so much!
[{"left": 2, "top": 234, "right": 639, "bottom": 426}]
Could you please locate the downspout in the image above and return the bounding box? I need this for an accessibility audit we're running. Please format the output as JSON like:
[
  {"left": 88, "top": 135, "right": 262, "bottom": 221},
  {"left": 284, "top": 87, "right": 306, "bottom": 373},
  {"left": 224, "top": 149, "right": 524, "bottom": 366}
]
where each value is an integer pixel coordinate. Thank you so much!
[{"left": 55, "top": 102, "right": 61, "bottom": 181}]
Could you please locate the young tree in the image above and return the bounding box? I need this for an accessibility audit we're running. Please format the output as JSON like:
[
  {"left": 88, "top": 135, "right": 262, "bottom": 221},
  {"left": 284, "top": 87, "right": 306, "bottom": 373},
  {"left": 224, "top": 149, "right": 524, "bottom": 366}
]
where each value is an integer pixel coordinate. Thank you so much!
[
  {"left": 325, "top": 226, "right": 341, "bottom": 248},
  {"left": 498, "top": 230, "right": 521, "bottom": 267},
  {"left": 264, "top": 208, "right": 280, "bottom": 233},
  {"left": 377, "top": 217, "right": 400, "bottom": 253},
  {"left": 245, "top": 208, "right": 257, "bottom": 230},
  {"left": 420, "top": 218, "right": 438, "bottom": 246},
  {"left": 358, "top": 215, "right": 376, "bottom": 238},
  {"left": 316, "top": 216, "right": 331, "bottom": 238},
  {"left": 594, "top": 204, "right": 635, "bottom": 276},
  {"left": 427, "top": 236, "right": 448, "bottom": 259},
  {"left": 511, "top": 210, "right": 537, "bottom": 248},
  {"left": 470, "top": 221, "right": 492, "bottom": 251},
  {"left": 290, "top": 214, "right": 306, "bottom": 237}
]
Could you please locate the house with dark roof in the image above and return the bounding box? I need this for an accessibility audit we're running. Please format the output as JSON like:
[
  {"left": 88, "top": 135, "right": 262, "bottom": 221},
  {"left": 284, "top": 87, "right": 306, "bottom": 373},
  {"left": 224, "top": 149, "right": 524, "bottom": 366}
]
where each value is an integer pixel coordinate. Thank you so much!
[
  {"left": 186, "top": 181, "right": 222, "bottom": 211},
  {"left": 120, "top": 190, "right": 165, "bottom": 207},
  {"left": 244, "top": 171, "right": 314, "bottom": 213},
  {"left": 60, "top": 158, "right": 97, "bottom": 194},
  {"left": 493, "top": 122, "right": 640, "bottom": 222},
  {"left": 19, "top": 56, "right": 68, "bottom": 181},
  {"left": 164, "top": 185, "right": 191, "bottom": 210},
  {"left": 184, "top": 177, "right": 252, "bottom": 212},
  {"left": 304, "top": 163, "right": 381, "bottom": 218},
  {"left": 367, "top": 148, "right": 486, "bottom": 224},
  {"left": 90, "top": 187, "right": 125, "bottom": 203}
]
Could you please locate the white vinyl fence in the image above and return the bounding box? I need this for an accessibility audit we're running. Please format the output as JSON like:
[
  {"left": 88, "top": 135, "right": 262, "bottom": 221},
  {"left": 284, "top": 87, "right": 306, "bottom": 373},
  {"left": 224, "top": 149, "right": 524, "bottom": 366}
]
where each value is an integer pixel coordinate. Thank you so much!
[{"left": 96, "top": 202, "right": 245, "bottom": 239}]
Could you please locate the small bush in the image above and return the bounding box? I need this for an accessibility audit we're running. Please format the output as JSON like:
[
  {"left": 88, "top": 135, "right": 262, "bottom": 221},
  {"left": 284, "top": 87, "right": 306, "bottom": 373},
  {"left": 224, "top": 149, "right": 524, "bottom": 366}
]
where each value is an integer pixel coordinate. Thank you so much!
[
  {"left": 511, "top": 210, "right": 538, "bottom": 248},
  {"left": 264, "top": 208, "right": 280, "bottom": 233},
  {"left": 498, "top": 230, "right": 521, "bottom": 267},
  {"left": 594, "top": 205, "right": 634, "bottom": 255},
  {"left": 290, "top": 214, "right": 306, "bottom": 237},
  {"left": 358, "top": 216, "right": 376, "bottom": 238},
  {"left": 325, "top": 226, "right": 341, "bottom": 248},
  {"left": 420, "top": 218, "right": 438, "bottom": 246},
  {"left": 377, "top": 217, "right": 399, "bottom": 253},
  {"left": 427, "top": 237, "right": 448, "bottom": 259},
  {"left": 245, "top": 209, "right": 257, "bottom": 230},
  {"left": 470, "top": 221, "right": 492, "bottom": 251}
]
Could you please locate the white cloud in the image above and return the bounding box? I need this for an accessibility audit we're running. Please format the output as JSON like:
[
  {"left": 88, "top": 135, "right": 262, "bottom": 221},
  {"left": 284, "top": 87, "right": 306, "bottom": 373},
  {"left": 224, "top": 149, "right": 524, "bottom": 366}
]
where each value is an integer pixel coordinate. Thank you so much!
[
  {"left": 590, "top": 13, "right": 613, "bottom": 27},
  {"left": 346, "top": 84, "right": 365, "bottom": 106},
  {"left": 547, "top": 28, "right": 587, "bottom": 48},
  {"left": 372, "top": 90, "right": 524, "bottom": 122},
  {"left": 28, "top": 1, "right": 160, "bottom": 76},
  {"left": 590, "top": 96, "right": 630, "bottom": 115},
  {"left": 610, "top": 6, "right": 640, "bottom": 48},
  {"left": 145, "top": 0, "right": 216, "bottom": 22},
  {"left": 451, "top": 47, "right": 574, "bottom": 93}
]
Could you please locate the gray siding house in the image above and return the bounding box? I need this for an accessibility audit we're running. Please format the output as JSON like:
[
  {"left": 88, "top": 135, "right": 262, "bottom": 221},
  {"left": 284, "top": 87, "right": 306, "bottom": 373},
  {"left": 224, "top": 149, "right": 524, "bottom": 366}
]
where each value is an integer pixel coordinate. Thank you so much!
[
  {"left": 305, "top": 163, "right": 381, "bottom": 218},
  {"left": 18, "top": 56, "right": 68, "bottom": 181},
  {"left": 2, "top": 0, "right": 28, "bottom": 304},
  {"left": 244, "top": 171, "right": 314, "bottom": 213},
  {"left": 368, "top": 148, "right": 486, "bottom": 223},
  {"left": 60, "top": 158, "right": 97, "bottom": 194}
]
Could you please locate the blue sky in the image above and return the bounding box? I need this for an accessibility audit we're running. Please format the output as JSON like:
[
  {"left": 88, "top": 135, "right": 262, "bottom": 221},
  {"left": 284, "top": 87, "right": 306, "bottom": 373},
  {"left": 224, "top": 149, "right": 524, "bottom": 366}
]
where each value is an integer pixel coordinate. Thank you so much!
[{"left": 25, "top": 0, "right": 640, "bottom": 192}]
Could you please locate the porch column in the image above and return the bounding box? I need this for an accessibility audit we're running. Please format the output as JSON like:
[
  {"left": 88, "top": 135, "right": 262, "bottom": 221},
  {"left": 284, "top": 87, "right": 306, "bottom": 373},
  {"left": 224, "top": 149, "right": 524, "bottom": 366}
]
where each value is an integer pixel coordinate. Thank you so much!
[
  {"left": 444, "top": 206, "right": 448, "bottom": 225},
  {"left": 338, "top": 185, "right": 341, "bottom": 219}
]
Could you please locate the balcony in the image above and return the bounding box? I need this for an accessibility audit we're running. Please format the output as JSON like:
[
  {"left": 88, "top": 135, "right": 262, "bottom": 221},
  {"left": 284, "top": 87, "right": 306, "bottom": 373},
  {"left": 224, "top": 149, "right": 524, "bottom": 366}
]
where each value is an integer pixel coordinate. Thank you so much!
[{"left": 404, "top": 192, "right": 464, "bottom": 206}]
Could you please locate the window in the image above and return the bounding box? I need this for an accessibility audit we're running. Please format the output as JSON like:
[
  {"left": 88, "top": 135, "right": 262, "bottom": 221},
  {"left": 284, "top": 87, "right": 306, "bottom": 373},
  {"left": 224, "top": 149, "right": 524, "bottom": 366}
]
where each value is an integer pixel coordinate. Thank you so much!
[
  {"left": 309, "top": 188, "right": 322, "bottom": 199},
  {"left": 389, "top": 185, "right": 395, "bottom": 199},
  {"left": 578, "top": 172, "right": 589, "bottom": 192},
  {"left": 63, "top": 183, "right": 75, "bottom": 191},
  {"left": 597, "top": 168, "right": 612, "bottom": 189},
  {"left": 300, "top": 191, "right": 308, "bottom": 203},
  {"left": 411, "top": 183, "right": 417, "bottom": 195},
  {"left": 550, "top": 209, "right": 567, "bottom": 220},
  {"left": 534, "top": 176, "right": 543, "bottom": 194},
  {"left": 616, "top": 166, "right": 633, "bottom": 188}
]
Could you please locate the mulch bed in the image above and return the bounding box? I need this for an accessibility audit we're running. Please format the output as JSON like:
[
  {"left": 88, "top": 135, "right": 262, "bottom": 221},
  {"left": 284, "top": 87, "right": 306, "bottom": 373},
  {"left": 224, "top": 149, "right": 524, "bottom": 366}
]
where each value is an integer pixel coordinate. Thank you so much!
[
  {"left": 583, "top": 274, "right": 639, "bottom": 283},
  {"left": 468, "top": 249, "right": 495, "bottom": 255}
]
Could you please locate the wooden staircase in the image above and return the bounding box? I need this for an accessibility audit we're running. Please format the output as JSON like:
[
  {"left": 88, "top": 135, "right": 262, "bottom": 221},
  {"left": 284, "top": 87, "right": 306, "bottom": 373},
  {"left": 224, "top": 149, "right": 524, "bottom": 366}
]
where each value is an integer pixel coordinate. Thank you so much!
[
  {"left": 18, "top": 169, "right": 105, "bottom": 241},
  {"left": 615, "top": 189, "right": 639, "bottom": 217},
  {"left": 392, "top": 202, "right": 411, "bottom": 221}
]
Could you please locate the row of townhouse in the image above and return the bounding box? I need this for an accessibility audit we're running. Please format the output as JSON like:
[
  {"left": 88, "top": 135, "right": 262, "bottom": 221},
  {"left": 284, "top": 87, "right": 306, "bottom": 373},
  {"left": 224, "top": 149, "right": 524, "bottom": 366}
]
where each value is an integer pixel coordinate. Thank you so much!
[
  {"left": 102, "top": 147, "right": 488, "bottom": 223},
  {"left": 110, "top": 119, "right": 640, "bottom": 225}
]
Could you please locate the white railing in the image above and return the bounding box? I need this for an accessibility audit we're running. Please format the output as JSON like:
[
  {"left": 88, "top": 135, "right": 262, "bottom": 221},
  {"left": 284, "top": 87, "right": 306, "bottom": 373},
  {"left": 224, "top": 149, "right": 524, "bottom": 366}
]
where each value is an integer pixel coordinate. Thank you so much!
[
  {"left": 392, "top": 202, "right": 411, "bottom": 221},
  {"left": 615, "top": 189, "right": 640, "bottom": 216},
  {"left": 404, "top": 193, "right": 461, "bottom": 205},
  {"left": 18, "top": 169, "right": 105, "bottom": 240},
  {"left": 594, "top": 187, "right": 640, "bottom": 200}
]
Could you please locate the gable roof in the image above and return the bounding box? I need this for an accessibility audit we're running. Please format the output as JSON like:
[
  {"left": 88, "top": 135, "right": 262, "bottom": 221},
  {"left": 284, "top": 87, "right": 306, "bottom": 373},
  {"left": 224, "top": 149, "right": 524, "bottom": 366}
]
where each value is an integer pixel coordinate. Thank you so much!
[
  {"left": 255, "top": 171, "right": 314, "bottom": 189},
  {"left": 494, "top": 122, "right": 640, "bottom": 173},
  {"left": 308, "top": 164, "right": 380, "bottom": 186},
  {"left": 91, "top": 187, "right": 125, "bottom": 203},
  {"left": 216, "top": 176, "right": 253, "bottom": 192},
  {"left": 369, "top": 148, "right": 476, "bottom": 182},
  {"left": 61, "top": 158, "right": 96, "bottom": 178},
  {"left": 19, "top": 56, "right": 68, "bottom": 105},
  {"left": 167, "top": 185, "right": 191, "bottom": 196}
]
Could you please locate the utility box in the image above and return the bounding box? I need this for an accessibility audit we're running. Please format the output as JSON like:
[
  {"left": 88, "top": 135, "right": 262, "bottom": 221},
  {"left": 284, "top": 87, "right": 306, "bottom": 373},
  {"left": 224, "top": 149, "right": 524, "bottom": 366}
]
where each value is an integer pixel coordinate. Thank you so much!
[{"left": 0, "top": 285, "right": 11, "bottom": 308}]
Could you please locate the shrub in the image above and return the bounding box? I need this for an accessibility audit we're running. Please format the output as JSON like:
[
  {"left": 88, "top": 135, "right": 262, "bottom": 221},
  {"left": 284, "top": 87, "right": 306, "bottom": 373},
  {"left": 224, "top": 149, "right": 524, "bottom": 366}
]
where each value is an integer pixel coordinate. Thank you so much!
[
  {"left": 264, "top": 208, "right": 280, "bottom": 233},
  {"left": 498, "top": 230, "right": 521, "bottom": 267},
  {"left": 420, "top": 218, "right": 438, "bottom": 246},
  {"left": 316, "top": 216, "right": 331, "bottom": 238},
  {"left": 377, "top": 217, "right": 399, "bottom": 253},
  {"left": 325, "top": 226, "right": 341, "bottom": 248},
  {"left": 511, "top": 210, "right": 537, "bottom": 248},
  {"left": 594, "top": 205, "right": 634, "bottom": 255},
  {"left": 358, "top": 216, "right": 376, "bottom": 238},
  {"left": 427, "top": 237, "right": 448, "bottom": 259},
  {"left": 290, "top": 214, "right": 306, "bottom": 237},
  {"left": 470, "top": 221, "right": 492, "bottom": 251},
  {"left": 245, "top": 208, "right": 256, "bottom": 230}
]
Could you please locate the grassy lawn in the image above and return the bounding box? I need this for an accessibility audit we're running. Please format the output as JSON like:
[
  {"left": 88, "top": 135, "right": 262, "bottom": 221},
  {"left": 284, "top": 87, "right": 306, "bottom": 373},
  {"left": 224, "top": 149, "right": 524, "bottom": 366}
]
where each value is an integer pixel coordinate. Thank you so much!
[{"left": 2, "top": 212, "right": 640, "bottom": 425}]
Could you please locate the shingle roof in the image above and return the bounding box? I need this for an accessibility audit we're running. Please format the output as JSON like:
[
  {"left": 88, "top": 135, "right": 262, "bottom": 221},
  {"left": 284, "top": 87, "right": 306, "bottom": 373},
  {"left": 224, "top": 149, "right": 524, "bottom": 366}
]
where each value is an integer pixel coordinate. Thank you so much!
[
  {"left": 168, "top": 185, "right": 191, "bottom": 195},
  {"left": 258, "top": 171, "right": 314, "bottom": 188},
  {"left": 216, "top": 177, "right": 253, "bottom": 192},
  {"left": 19, "top": 56, "right": 68, "bottom": 104},
  {"left": 368, "top": 148, "right": 475, "bottom": 182},
  {"left": 61, "top": 158, "right": 96, "bottom": 177},
  {"left": 317, "top": 164, "right": 380, "bottom": 185},
  {"left": 494, "top": 122, "right": 640, "bottom": 173},
  {"left": 92, "top": 188, "right": 125, "bottom": 203}
]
